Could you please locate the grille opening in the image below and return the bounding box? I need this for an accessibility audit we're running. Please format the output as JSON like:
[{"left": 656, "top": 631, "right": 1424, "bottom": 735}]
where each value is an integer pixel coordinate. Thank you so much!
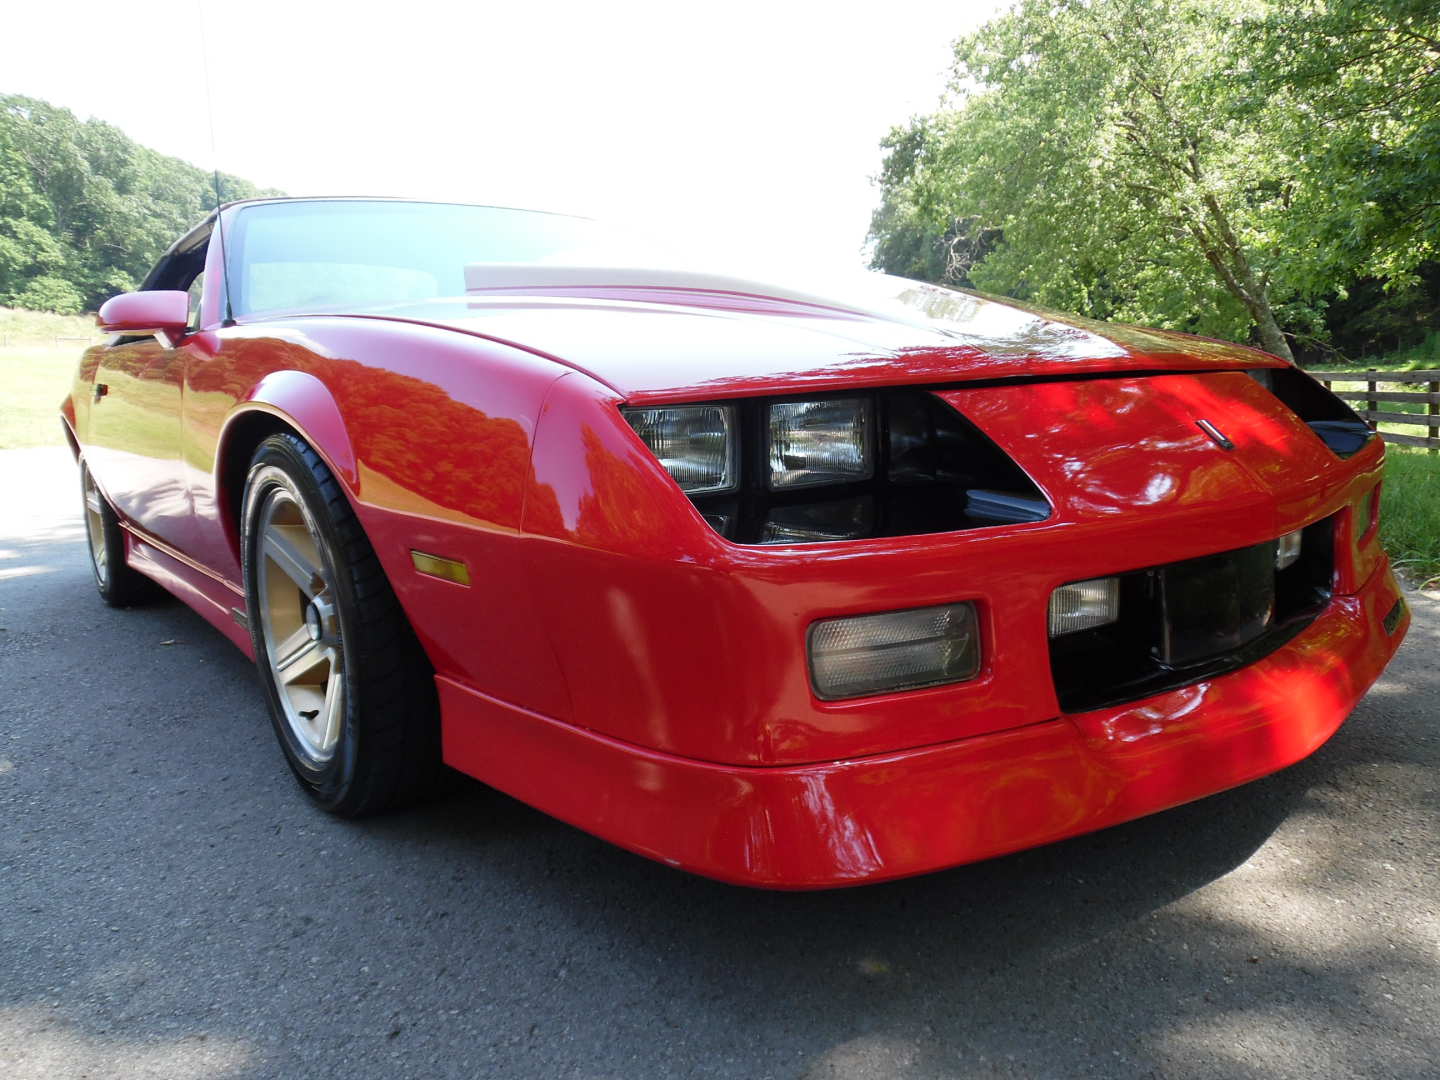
[
  {"left": 1049, "top": 515, "right": 1335, "bottom": 713},
  {"left": 689, "top": 389, "right": 1050, "bottom": 545}
]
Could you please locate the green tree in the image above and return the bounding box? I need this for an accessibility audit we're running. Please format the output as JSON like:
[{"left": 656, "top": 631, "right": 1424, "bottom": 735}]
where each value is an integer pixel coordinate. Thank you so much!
[
  {"left": 11, "top": 275, "right": 84, "bottom": 315},
  {"left": 869, "top": 0, "right": 1437, "bottom": 361},
  {"left": 0, "top": 94, "right": 277, "bottom": 312},
  {"left": 1245, "top": 0, "right": 1440, "bottom": 291},
  {"left": 868, "top": 120, "right": 1002, "bottom": 286}
]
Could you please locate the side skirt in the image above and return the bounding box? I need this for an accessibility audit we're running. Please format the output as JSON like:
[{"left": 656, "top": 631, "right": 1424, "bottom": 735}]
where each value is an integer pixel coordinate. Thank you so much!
[{"left": 123, "top": 527, "right": 254, "bottom": 659}]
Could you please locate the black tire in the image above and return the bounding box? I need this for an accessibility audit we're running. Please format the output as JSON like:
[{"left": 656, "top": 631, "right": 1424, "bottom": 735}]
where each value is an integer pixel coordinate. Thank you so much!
[
  {"left": 241, "top": 433, "right": 439, "bottom": 816},
  {"left": 80, "top": 460, "right": 162, "bottom": 607}
]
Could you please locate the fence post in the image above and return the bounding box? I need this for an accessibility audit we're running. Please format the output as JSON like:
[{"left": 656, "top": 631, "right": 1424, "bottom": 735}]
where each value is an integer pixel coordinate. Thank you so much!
[
  {"left": 1366, "top": 376, "right": 1377, "bottom": 428},
  {"left": 1430, "top": 379, "right": 1438, "bottom": 456}
]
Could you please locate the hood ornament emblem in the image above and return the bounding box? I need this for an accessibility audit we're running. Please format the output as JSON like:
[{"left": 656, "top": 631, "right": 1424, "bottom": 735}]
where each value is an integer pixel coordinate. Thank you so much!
[{"left": 1195, "top": 419, "right": 1234, "bottom": 451}]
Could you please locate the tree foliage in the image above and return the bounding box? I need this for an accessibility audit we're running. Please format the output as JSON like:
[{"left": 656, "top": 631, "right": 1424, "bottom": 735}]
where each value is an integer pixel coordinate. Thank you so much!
[
  {"left": 869, "top": 0, "right": 1440, "bottom": 360},
  {"left": 0, "top": 94, "right": 277, "bottom": 312},
  {"left": 1245, "top": 0, "right": 1440, "bottom": 288}
]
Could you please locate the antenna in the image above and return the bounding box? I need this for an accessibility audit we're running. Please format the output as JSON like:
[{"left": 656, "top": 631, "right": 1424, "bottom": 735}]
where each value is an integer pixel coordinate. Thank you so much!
[{"left": 197, "top": 0, "right": 235, "bottom": 326}]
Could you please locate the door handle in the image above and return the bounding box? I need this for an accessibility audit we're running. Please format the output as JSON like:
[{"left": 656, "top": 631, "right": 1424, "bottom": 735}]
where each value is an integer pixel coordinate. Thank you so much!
[{"left": 93, "top": 383, "right": 109, "bottom": 402}]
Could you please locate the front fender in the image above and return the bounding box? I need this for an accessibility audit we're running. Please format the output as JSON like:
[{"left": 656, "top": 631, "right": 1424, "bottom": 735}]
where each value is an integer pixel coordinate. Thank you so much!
[
  {"left": 221, "top": 369, "right": 359, "bottom": 492},
  {"left": 210, "top": 370, "right": 361, "bottom": 575}
]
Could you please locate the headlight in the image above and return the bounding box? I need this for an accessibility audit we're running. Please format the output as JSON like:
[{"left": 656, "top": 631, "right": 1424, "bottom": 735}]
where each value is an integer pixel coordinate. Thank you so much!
[
  {"left": 808, "top": 602, "right": 981, "bottom": 700},
  {"left": 624, "top": 404, "right": 736, "bottom": 494},
  {"left": 768, "top": 398, "right": 873, "bottom": 489},
  {"left": 621, "top": 388, "right": 1052, "bottom": 546}
]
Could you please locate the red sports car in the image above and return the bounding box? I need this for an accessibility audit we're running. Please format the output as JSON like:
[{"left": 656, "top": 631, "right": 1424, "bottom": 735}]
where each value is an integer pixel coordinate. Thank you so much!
[{"left": 64, "top": 196, "right": 1409, "bottom": 888}]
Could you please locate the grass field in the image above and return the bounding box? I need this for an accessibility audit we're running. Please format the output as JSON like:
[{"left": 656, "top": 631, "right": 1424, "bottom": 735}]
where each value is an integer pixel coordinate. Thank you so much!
[
  {"left": 0, "top": 345, "right": 81, "bottom": 450},
  {"left": 0, "top": 305, "right": 102, "bottom": 347},
  {"left": 0, "top": 309, "right": 100, "bottom": 449},
  {"left": 1308, "top": 343, "right": 1440, "bottom": 584},
  {"left": 1381, "top": 448, "right": 1440, "bottom": 588}
]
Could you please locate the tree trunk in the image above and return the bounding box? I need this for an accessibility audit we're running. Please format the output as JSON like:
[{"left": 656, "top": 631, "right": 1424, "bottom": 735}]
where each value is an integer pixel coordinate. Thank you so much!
[
  {"left": 1250, "top": 299, "right": 1293, "bottom": 362},
  {"left": 1187, "top": 196, "right": 1297, "bottom": 362}
]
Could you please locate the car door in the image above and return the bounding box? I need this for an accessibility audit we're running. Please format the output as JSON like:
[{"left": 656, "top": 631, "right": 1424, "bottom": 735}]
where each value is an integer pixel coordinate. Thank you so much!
[{"left": 86, "top": 225, "right": 211, "bottom": 554}]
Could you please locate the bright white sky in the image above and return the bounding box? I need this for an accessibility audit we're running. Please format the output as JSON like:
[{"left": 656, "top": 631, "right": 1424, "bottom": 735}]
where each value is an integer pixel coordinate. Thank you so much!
[{"left": 8, "top": 0, "right": 1003, "bottom": 274}]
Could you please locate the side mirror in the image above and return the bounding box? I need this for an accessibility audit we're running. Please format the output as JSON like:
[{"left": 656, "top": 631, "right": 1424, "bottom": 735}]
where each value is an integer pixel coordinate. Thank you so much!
[{"left": 97, "top": 291, "right": 190, "bottom": 336}]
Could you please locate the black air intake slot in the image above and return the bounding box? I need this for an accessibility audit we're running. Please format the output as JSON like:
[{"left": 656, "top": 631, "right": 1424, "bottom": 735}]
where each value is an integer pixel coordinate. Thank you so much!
[
  {"left": 1250, "top": 368, "right": 1374, "bottom": 458},
  {"left": 1050, "top": 514, "right": 1336, "bottom": 712}
]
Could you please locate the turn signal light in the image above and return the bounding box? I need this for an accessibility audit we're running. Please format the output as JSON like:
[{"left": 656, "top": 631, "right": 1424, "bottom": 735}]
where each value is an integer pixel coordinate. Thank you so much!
[{"left": 808, "top": 602, "right": 980, "bottom": 700}]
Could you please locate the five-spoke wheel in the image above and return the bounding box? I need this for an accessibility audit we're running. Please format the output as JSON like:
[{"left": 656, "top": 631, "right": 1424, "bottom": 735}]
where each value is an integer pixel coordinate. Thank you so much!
[
  {"left": 242, "top": 434, "right": 439, "bottom": 815},
  {"left": 254, "top": 476, "right": 348, "bottom": 766}
]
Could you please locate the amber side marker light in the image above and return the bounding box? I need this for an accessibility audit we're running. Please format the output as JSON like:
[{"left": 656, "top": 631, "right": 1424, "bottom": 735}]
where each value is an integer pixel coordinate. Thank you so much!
[{"left": 410, "top": 550, "right": 471, "bottom": 586}]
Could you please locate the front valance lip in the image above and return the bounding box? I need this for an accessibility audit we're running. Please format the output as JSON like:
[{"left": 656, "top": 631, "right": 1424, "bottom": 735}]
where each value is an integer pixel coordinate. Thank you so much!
[{"left": 435, "top": 558, "right": 1407, "bottom": 888}]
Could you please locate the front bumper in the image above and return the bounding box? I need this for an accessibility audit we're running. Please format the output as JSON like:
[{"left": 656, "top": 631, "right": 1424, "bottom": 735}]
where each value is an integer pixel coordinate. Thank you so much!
[{"left": 441, "top": 557, "right": 1409, "bottom": 889}]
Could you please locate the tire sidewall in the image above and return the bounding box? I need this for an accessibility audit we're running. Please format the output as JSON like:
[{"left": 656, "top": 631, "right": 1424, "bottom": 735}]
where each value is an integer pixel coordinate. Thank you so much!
[{"left": 241, "top": 436, "right": 362, "bottom": 808}]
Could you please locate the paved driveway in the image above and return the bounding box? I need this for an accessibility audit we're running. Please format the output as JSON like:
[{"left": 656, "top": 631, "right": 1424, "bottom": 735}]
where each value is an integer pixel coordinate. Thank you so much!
[{"left": 2, "top": 445, "right": 1437, "bottom": 1079}]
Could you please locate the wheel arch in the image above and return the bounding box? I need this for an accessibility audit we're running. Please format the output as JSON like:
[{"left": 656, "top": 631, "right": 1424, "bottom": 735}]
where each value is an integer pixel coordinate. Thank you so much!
[
  {"left": 215, "top": 371, "right": 360, "bottom": 564},
  {"left": 60, "top": 412, "right": 81, "bottom": 460}
]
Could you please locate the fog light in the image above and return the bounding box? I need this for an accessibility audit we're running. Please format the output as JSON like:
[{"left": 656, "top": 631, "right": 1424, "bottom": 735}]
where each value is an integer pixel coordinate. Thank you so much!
[
  {"left": 1275, "top": 528, "right": 1303, "bottom": 570},
  {"left": 1048, "top": 577, "right": 1120, "bottom": 637},
  {"left": 808, "top": 602, "right": 980, "bottom": 700}
]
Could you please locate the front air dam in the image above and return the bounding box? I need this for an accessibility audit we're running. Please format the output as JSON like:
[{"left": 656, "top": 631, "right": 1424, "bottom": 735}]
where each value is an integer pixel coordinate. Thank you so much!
[{"left": 438, "top": 559, "right": 1408, "bottom": 889}]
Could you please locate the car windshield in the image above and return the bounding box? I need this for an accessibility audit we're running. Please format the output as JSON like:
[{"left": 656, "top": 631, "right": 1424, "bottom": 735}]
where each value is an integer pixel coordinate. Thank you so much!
[{"left": 226, "top": 199, "right": 638, "bottom": 317}]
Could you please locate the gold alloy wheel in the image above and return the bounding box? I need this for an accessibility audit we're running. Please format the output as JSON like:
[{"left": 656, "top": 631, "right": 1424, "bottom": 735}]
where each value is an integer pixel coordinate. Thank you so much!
[
  {"left": 254, "top": 472, "right": 345, "bottom": 765},
  {"left": 82, "top": 467, "right": 109, "bottom": 588}
]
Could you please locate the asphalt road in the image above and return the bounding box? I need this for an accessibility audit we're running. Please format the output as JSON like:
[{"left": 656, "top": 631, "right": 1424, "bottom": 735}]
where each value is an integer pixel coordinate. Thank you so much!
[{"left": 2, "top": 444, "right": 1438, "bottom": 1080}]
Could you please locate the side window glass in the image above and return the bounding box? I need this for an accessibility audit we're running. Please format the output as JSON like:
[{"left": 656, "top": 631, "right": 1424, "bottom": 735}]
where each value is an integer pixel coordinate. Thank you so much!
[{"left": 187, "top": 272, "right": 205, "bottom": 330}]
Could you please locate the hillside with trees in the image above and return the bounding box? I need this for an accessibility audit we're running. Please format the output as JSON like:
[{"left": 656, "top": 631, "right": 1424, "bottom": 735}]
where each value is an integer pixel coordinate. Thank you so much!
[
  {"left": 0, "top": 94, "right": 276, "bottom": 315},
  {"left": 869, "top": 0, "right": 1440, "bottom": 363}
]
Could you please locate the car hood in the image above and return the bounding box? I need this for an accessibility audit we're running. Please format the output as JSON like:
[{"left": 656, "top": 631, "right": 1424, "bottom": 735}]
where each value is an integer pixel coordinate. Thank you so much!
[{"left": 325, "top": 270, "right": 1283, "bottom": 402}]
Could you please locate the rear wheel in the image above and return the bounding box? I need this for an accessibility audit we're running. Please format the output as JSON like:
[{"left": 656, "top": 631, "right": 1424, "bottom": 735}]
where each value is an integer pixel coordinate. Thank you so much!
[
  {"left": 80, "top": 461, "right": 160, "bottom": 607},
  {"left": 241, "top": 433, "right": 439, "bottom": 816}
]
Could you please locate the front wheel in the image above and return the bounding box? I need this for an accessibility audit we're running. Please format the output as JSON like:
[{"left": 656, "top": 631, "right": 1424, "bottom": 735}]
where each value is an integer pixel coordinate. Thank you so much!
[{"left": 241, "top": 433, "right": 439, "bottom": 816}]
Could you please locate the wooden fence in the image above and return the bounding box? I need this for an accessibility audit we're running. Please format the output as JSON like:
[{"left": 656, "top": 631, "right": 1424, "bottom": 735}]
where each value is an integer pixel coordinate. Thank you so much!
[{"left": 1311, "top": 369, "right": 1440, "bottom": 453}]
